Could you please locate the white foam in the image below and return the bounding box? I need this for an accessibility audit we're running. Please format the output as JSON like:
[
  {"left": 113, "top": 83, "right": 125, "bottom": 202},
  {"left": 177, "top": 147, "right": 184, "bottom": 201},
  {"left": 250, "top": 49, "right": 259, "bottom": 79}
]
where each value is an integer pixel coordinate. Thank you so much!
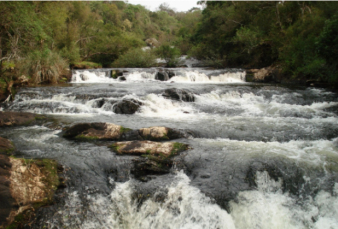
[
  {"left": 72, "top": 70, "right": 117, "bottom": 83},
  {"left": 230, "top": 171, "right": 338, "bottom": 229},
  {"left": 54, "top": 172, "right": 236, "bottom": 229}
]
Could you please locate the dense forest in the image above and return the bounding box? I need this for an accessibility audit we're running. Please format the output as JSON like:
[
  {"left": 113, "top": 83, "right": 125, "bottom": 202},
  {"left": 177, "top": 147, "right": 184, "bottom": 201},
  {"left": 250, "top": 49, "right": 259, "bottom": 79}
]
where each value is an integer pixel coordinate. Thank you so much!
[{"left": 0, "top": 1, "right": 338, "bottom": 97}]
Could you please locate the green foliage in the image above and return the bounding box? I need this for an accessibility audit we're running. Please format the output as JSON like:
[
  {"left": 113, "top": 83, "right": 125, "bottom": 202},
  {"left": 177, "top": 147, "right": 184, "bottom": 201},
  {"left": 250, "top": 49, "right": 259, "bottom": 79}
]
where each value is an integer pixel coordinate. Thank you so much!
[
  {"left": 111, "top": 48, "right": 157, "bottom": 68},
  {"left": 20, "top": 49, "right": 67, "bottom": 84},
  {"left": 155, "top": 44, "right": 181, "bottom": 67},
  {"left": 71, "top": 61, "right": 102, "bottom": 69}
]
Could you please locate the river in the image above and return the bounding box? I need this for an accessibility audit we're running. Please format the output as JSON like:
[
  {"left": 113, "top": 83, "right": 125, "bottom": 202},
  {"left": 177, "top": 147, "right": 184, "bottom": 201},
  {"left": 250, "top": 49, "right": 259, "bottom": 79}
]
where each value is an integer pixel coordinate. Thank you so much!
[{"left": 1, "top": 67, "right": 338, "bottom": 229}]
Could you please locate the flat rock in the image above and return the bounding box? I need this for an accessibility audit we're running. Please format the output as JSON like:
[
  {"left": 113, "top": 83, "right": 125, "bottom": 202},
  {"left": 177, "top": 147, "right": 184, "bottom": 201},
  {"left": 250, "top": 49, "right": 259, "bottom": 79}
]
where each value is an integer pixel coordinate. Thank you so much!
[
  {"left": 0, "top": 112, "right": 39, "bottom": 127},
  {"left": 63, "top": 122, "right": 140, "bottom": 141},
  {"left": 110, "top": 140, "right": 188, "bottom": 157}
]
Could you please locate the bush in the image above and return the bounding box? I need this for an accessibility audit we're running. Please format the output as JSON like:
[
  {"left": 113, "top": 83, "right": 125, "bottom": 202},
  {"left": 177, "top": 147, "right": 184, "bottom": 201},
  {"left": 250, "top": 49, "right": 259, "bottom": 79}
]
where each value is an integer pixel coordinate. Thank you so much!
[
  {"left": 21, "top": 49, "right": 68, "bottom": 84},
  {"left": 111, "top": 48, "right": 157, "bottom": 68},
  {"left": 155, "top": 44, "right": 181, "bottom": 67}
]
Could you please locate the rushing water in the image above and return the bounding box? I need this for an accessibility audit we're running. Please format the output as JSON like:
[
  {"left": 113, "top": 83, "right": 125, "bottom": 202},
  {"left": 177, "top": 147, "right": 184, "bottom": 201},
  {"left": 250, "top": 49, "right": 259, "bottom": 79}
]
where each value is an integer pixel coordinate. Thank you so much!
[{"left": 2, "top": 67, "right": 338, "bottom": 228}]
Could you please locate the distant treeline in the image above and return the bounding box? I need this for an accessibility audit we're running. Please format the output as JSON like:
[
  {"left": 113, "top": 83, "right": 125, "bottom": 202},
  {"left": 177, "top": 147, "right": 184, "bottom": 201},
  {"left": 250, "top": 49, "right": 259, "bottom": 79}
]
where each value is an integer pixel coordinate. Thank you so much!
[{"left": 0, "top": 1, "right": 338, "bottom": 89}]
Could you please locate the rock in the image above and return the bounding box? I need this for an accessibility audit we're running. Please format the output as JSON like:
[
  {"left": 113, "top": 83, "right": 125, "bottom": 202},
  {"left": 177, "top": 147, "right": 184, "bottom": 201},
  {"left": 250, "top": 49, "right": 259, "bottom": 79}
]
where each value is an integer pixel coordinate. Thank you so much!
[
  {"left": 113, "top": 99, "right": 142, "bottom": 114},
  {"left": 111, "top": 70, "right": 123, "bottom": 79},
  {"left": 155, "top": 71, "right": 169, "bottom": 81},
  {"left": 167, "top": 71, "right": 175, "bottom": 79},
  {"left": 110, "top": 141, "right": 189, "bottom": 180},
  {"left": 118, "top": 76, "right": 126, "bottom": 81},
  {"left": 138, "top": 126, "right": 184, "bottom": 141},
  {"left": 246, "top": 66, "right": 280, "bottom": 83},
  {"left": 162, "top": 88, "right": 195, "bottom": 102},
  {"left": 14, "top": 75, "right": 29, "bottom": 87},
  {"left": 145, "top": 38, "right": 159, "bottom": 48},
  {"left": 0, "top": 138, "right": 61, "bottom": 228},
  {"left": 110, "top": 141, "right": 188, "bottom": 157},
  {"left": 63, "top": 122, "right": 141, "bottom": 141},
  {"left": 0, "top": 112, "right": 42, "bottom": 127}
]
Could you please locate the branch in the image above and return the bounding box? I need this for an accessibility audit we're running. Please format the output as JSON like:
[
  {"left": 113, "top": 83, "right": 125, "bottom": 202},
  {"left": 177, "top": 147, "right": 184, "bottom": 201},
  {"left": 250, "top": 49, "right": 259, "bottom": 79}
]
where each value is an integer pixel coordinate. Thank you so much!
[{"left": 75, "top": 36, "right": 96, "bottom": 44}]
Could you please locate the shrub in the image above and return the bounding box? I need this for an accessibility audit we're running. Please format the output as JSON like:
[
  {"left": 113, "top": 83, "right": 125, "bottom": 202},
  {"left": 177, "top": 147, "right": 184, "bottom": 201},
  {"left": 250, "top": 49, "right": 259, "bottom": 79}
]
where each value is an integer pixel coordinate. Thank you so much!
[
  {"left": 21, "top": 49, "right": 68, "bottom": 84},
  {"left": 155, "top": 44, "right": 181, "bottom": 67},
  {"left": 111, "top": 48, "right": 157, "bottom": 68}
]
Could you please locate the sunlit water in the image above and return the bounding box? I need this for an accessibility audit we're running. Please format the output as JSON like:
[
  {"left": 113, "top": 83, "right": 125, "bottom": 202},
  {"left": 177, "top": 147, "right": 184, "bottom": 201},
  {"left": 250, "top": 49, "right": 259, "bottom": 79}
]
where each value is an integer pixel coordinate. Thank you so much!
[{"left": 2, "top": 68, "right": 338, "bottom": 228}]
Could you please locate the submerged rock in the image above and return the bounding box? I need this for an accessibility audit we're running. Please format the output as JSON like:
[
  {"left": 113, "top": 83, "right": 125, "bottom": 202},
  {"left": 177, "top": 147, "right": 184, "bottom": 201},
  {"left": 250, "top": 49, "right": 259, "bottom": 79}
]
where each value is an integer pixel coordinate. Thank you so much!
[
  {"left": 0, "top": 138, "right": 61, "bottom": 228},
  {"left": 113, "top": 99, "right": 143, "bottom": 114},
  {"left": 162, "top": 88, "right": 195, "bottom": 102},
  {"left": 63, "top": 122, "right": 140, "bottom": 141}
]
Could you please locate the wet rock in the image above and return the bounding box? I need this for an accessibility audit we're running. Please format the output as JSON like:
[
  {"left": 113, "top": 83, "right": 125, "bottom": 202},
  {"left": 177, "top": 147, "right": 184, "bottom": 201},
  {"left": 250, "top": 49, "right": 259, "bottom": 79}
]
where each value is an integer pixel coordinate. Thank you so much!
[
  {"left": 155, "top": 71, "right": 169, "bottom": 81},
  {"left": 113, "top": 99, "right": 143, "bottom": 114},
  {"left": 110, "top": 141, "right": 189, "bottom": 180},
  {"left": 111, "top": 70, "right": 123, "bottom": 79},
  {"left": 0, "top": 111, "right": 43, "bottom": 127},
  {"left": 0, "top": 138, "right": 61, "bottom": 228},
  {"left": 110, "top": 140, "right": 188, "bottom": 157},
  {"left": 63, "top": 122, "right": 141, "bottom": 141},
  {"left": 118, "top": 76, "right": 126, "bottom": 81},
  {"left": 138, "top": 126, "right": 185, "bottom": 141},
  {"left": 162, "top": 88, "right": 195, "bottom": 102},
  {"left": 167, "top": 71, "right": 175, "bottom": 79}
]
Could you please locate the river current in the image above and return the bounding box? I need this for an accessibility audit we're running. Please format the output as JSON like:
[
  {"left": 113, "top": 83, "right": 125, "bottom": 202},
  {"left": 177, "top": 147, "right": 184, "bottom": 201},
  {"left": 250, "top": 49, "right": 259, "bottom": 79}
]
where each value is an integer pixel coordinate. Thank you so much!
[{"left": 1, "top": 68, "right": 338, "bottom": 229}]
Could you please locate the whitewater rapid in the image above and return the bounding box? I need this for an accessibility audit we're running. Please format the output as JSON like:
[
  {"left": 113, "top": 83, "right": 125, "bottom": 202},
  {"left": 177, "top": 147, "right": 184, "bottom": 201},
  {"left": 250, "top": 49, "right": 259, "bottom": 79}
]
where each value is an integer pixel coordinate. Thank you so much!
[{"left": 1, "top": 67, "right": 338, "bottom": 228}]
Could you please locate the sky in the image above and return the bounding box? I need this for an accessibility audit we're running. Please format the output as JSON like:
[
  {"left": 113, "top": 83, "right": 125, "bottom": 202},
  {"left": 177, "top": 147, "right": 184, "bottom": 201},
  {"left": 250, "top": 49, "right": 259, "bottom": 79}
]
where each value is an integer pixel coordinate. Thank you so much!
[{"left": 126, "top": 0, "right": 202, "bottom": 12}]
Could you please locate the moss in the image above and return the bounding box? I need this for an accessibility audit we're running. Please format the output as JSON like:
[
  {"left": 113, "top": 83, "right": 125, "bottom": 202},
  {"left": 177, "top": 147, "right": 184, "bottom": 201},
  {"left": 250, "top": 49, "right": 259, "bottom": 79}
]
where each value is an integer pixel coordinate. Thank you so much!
[
  {"left": 120, "top": 126, "right": 132, "bottom": 133},
  {"left": 171, "top": 142, "right": 188, "bottom": 156},
  {"left": 75, "top": 134, "right": 99, "bottom": 141},
  {"left": 109, "top": 143, "right": 122, "bottom": 153}
]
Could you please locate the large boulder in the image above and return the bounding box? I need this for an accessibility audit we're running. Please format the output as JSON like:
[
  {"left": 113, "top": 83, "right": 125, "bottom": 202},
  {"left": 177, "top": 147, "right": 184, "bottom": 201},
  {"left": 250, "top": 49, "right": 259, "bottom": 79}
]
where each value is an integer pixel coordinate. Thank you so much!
[
  {"left": 155, "top": 71, "right": 169, "bottom": 81},
  {"left": 162, "top": 88, "right": 195, "bottom": 102},
  {"left": 113, "top": 99, "right": 143, "bottom": 114},
  {"left": 0, "top": 137, "right": 61, "bottom": 228},
  {"left": 63, "top": 122, "right": 141, "bottom": 141}
]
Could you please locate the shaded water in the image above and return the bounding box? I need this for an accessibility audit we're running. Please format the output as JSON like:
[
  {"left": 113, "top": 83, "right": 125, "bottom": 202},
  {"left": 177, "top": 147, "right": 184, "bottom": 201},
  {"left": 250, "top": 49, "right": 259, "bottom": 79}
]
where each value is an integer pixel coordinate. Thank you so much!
[{"left": 2, "top": 68, "right": 338, "bottom": 228}]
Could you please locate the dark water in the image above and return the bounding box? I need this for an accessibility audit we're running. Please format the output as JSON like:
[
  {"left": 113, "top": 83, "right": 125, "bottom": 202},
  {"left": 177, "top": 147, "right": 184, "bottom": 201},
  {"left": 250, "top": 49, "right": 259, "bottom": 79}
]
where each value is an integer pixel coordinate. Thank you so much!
[{"left": 1, "top": 68, "right": 338, "bottom": 229}]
